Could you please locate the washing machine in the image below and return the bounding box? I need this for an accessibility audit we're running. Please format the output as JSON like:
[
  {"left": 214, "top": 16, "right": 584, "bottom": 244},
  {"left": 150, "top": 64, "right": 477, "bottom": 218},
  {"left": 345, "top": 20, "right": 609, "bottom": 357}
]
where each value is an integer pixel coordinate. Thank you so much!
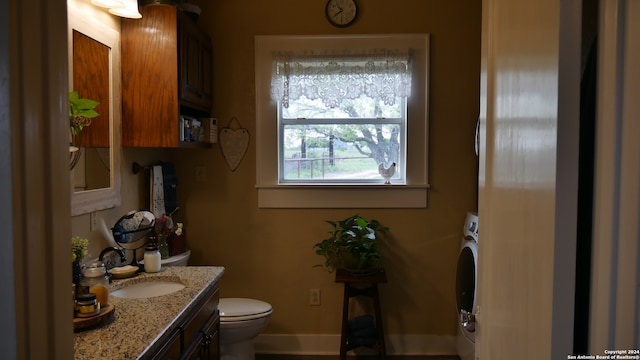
[{"left": 456, "top": 212, "right": 478, "bottom": 360}]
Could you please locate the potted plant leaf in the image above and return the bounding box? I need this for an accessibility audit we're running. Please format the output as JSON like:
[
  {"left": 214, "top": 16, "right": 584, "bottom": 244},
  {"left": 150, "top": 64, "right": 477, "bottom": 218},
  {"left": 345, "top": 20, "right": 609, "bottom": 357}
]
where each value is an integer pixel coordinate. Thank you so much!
[
  {"left": 68, "top": 91, "right": 100, "bottom": 169},
  {"left": 313, "top": 214, "right": 388, "bottom": 275},
  {"left": 69, "top": 90, "right": 100, "bottom": 137}
]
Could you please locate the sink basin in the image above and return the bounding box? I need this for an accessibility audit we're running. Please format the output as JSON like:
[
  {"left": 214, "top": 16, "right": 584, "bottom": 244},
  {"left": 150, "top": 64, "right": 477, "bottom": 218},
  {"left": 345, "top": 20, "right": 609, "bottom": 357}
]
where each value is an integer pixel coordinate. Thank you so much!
[{"left": 111, "top": 281, "right": 185, "bottom": 299}]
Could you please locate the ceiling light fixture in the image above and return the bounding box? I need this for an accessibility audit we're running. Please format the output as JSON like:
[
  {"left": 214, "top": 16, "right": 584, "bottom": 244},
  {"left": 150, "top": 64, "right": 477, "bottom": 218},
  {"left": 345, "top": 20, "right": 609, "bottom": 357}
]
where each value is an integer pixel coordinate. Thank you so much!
[
  {"left": 91, "top": 0, "right": 124, "bottom": 8},
  {"left": 107, "top": 0, "right": 142, "bottom": 19}
]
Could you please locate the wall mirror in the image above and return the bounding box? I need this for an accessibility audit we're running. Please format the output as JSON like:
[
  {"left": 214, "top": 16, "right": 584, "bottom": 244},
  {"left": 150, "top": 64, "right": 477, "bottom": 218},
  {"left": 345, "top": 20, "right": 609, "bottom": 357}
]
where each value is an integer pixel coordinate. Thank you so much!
[{"left": 69, "top": 6, "right": 122, "bottom": 215}]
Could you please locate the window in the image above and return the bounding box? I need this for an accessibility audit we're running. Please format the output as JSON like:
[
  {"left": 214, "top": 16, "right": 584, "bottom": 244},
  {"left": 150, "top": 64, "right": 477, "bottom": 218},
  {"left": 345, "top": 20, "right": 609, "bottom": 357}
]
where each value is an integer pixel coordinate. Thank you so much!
[
  {"left": 255, "top": 35, "right": 430, "bottom": 208},
  {"left": 279, "top": 98, "right": 406, "bottom": 184},
  {"left": 273, "top": 50, "right": 411, "bottom": 184}
]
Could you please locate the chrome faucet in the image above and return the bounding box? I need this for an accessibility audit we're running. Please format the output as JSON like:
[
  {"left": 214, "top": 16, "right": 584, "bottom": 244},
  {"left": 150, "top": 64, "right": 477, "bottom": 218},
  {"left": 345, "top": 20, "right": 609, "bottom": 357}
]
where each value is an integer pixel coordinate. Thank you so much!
[{"left": 98, "top": 246, "right": 127, "bottom": 270}]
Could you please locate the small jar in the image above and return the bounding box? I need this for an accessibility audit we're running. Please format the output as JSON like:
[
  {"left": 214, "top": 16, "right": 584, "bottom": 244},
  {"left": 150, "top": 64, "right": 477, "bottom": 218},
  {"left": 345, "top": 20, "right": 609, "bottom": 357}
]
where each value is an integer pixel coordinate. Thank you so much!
[
  {"left": 144, "top": 243, "right": 161, "bottom": 273},
  {"left": 80, "top": 261, "right": 110, "bottom": 307},
  {"left": 75, "top": 293, "right": 100, "bottom": 317}
]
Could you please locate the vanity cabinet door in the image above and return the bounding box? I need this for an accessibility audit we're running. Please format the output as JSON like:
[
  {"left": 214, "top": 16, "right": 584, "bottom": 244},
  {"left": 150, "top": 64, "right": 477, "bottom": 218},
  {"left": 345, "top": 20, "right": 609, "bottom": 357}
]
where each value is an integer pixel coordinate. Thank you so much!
[
  {"left": 200, "top": 311, "right": 220, "bottom": 360},
  {"left": 181, "top": 286, "right": 219, "bottom": 359},
  {"left": 151, "top": 328, "right": 182, "bottom": 359},
  {"left": 182, "top": 332, "right": 204, "bottom": 360},
  {"left": 145, "top": 283, "right": 220, "bottom": 360},
  {"left": 182, "top": 312, "right": 219, "bottom": 360}
]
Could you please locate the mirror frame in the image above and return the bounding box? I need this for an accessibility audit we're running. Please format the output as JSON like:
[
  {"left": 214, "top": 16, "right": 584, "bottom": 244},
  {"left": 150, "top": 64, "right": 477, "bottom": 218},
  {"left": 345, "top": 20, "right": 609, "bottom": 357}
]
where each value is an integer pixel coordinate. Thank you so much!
[{"left": 69, "top": 6, "right": 122, "bottom": 215}]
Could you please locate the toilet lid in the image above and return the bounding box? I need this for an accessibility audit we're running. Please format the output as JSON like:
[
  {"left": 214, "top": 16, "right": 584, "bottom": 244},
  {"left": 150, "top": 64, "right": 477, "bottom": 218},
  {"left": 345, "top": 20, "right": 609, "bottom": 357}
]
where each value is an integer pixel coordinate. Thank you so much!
[{"left": 219, "top": 298, "right": 272, "bottom": 322}]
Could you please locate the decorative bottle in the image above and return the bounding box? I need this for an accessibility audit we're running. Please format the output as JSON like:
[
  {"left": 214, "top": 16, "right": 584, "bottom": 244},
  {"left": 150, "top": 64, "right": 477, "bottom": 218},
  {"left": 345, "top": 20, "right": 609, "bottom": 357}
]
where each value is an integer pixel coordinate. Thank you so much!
[
  {"left": 169, "top": 222, "right": 186, "bottom": 255},
  {"left": 158, "top": 234, "right": 169, "bottom": 259}
]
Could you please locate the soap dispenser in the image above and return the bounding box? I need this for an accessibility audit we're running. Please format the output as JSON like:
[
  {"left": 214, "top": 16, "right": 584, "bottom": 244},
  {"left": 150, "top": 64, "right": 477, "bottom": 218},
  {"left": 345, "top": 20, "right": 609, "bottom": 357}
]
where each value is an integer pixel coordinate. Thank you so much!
[{"left": 144, "top": 240, "right": 161, "bottom": 273}]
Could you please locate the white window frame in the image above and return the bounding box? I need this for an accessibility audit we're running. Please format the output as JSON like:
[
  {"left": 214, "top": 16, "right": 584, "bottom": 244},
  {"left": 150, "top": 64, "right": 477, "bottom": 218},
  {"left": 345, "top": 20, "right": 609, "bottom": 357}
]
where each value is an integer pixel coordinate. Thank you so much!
[{"left": 255, "top": 34, "right": 430, "bottom": 208}]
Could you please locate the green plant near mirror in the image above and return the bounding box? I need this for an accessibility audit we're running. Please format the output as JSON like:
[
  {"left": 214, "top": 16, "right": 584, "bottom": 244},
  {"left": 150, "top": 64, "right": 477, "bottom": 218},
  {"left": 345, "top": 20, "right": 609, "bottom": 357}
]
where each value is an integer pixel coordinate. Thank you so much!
[
  {"left": 313, "top": 214, "right": 388, "bottom": 274},
  {"left": 69, "top": 91, "right": 100, "bottom": 170},
  {"left": 69, "top": 90, "right": 99, "bottom": 136}
]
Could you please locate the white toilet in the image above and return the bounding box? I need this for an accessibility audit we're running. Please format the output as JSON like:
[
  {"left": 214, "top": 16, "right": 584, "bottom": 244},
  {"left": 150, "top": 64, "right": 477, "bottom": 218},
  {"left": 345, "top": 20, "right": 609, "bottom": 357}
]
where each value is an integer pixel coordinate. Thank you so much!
[
  {"left": 161, "top": 249, "right": 191, "bottom": 266},
  {"left": 139, "top": 249, "right": 191, "bottom": 267},
  {"left": 218, "top": 298, "right": 273, "bottom": 360}
]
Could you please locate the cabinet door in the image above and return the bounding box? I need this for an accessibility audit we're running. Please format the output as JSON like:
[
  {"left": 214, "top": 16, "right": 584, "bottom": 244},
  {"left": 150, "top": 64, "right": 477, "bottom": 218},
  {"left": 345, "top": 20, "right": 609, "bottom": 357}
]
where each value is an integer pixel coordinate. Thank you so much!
[
  {"left": 180, "top": 20, "right": 203, "bottom": 108},
  {"left": 122, "top": 5, "right": 212, "bottom": 148},
  {"left": 181, "top": 331, "right": 204, "bottom": 360},
  {"left": 179, "top": 13, "right": 212, "bottom": 112},
  {"left": 199, "top": 37, "right": 213, "bottom": 110},
  {"left": 182, "top": 288, "right": 218, "bottom": 345},
  {"left": 181, "top": 286, "right": 219, "bottom": 359},
  {"left": 182, "top": 312, "right": 219, "bottom": 360},
  {"left": 201, "top": 311, "right": 220, "bottom": 360},
  {"left": 122, "top": 5, "right": 180, "bottom": 147},
  {"left": 148, "top": 328, "right": 182, "bottom": 359}
]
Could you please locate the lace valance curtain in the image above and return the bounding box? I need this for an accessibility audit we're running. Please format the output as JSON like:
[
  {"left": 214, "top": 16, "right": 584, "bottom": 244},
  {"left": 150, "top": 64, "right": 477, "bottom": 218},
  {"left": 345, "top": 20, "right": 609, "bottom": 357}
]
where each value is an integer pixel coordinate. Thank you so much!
[{"left": 271, "top": 49, "right": 412, "bottom": 108}]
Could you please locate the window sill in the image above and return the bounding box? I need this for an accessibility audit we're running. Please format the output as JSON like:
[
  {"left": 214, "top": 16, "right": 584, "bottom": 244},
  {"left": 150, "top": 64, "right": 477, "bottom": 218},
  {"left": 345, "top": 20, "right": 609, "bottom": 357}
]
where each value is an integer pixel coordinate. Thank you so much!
[{"left": 256, "top": 184, "right": 430, "bottom": 208}]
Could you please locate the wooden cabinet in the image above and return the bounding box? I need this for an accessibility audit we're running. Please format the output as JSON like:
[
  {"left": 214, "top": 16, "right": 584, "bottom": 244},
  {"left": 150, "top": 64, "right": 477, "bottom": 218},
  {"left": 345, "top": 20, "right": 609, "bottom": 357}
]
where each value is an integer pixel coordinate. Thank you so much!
[
  {"left": 183, "top": 311, "right": 220, "bottom": 360},
  {"left": 180, "top": 16, "right": 213, "bottom": 112},
  {"left": 153, "top": 328, "right": 182, "bottom": 359},
  {"left": 121, "top": 4, "right": 213, "bottom": 148},
  {"left": 146, "top": 284, "right": 220, "bottom": 360},
  {"left": 181, "top": 285, "right": 220, "bottom": 360}
]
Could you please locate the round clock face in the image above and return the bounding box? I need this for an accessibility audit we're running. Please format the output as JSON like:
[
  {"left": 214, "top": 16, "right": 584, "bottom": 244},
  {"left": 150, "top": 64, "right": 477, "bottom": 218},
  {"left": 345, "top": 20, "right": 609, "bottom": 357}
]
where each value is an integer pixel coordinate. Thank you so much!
[{"left": 325, "top": 0, "right": 357, "bottom": 28}]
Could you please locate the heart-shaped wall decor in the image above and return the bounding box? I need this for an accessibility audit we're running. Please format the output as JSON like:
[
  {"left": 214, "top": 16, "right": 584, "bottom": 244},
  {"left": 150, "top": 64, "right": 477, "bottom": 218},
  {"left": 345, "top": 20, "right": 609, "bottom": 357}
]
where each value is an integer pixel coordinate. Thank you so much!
[{"left": 219, "top": 119, "right": 250, "bottom": 172}]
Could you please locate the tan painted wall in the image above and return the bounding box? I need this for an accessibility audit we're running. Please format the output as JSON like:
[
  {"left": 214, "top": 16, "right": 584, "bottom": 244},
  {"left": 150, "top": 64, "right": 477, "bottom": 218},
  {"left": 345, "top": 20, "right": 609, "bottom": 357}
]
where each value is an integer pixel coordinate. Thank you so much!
[
  {"left": 168, "top": 0, "right": 481, "bottom": 336},
  {"left": 72, "top": 0, "right": 481, "bottom": 338}
]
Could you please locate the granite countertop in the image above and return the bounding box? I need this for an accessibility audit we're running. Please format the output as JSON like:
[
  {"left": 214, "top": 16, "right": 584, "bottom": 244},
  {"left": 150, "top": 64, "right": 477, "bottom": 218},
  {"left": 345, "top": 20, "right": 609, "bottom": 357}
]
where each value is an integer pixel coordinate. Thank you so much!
[{"left": 74, "top": 266, "right": 225, "bottom": 360}]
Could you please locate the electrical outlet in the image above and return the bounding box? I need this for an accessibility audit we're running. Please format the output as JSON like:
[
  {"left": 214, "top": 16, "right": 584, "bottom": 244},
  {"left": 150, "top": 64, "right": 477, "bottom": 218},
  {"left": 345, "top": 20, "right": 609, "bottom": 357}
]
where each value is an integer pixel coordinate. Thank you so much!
[
  {"left": 309, "top": 288, "right": 321, "bottom": 306},
  {"left": 195, "top": 166, "right": 206, "bottom": 183},
  {"left": 90, "top": 212, "right": 98, "bottom": 231}
]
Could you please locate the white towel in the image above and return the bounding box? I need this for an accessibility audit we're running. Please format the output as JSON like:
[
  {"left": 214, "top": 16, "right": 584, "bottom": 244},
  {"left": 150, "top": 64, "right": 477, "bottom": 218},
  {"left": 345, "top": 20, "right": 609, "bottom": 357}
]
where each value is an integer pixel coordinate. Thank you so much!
[{"left": 151, "top": 165, "right": 165, "bottom": 218}]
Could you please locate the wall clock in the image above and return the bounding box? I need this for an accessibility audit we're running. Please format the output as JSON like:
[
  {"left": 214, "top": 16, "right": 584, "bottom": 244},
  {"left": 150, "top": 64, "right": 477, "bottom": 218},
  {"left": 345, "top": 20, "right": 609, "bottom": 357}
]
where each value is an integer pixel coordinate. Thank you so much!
[{"left": 325, "top": 0, "right": 358, "bottom": 28}]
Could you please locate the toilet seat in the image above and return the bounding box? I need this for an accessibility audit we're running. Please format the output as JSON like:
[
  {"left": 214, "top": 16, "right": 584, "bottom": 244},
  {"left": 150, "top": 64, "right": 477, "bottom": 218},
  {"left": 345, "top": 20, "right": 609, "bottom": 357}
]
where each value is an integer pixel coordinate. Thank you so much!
[{"left": 219, "top": 298, "right": 273, "bottom": 322}]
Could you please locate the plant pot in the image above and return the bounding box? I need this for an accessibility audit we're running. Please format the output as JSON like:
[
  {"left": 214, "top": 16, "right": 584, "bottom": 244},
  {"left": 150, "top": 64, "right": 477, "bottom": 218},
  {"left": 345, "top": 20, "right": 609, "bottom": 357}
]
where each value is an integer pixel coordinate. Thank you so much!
[
  {"left": 342, "top": 267, "right": 383, "bottom": 277},
  {"left": 314, "top": 215, "right": 388, "bottom": 275},
  {"left": 72, "top": 262, "right": 83, "bottom": 286},
  {"left": 338, "top": 251, "right": 381, "bottom": 275},
  {"left": 69, "top": 144, "right": 81, "bottom": 170}
]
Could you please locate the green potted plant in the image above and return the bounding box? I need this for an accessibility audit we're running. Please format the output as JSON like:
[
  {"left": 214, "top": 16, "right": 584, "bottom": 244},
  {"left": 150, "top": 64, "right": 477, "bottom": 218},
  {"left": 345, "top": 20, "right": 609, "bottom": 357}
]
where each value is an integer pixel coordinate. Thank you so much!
[
  {"left": 71, "top": 236, "right": 89, "bottom": 285},
  {"left": 313, "top": 214, "right": 388, "bottom": 275},
  {"left": 68, "top": 91, "right": 100, "bottom": 169},
  {"left": 69, "top": 90, "right": 100, "bottom": 137}
]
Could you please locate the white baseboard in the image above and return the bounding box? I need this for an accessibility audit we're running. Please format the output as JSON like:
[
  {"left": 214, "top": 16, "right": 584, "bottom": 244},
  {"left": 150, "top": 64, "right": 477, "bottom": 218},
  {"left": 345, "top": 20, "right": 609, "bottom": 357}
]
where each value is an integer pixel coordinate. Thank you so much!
[{"left": 254, "top": 333, "right": 458, "bottom": 356}]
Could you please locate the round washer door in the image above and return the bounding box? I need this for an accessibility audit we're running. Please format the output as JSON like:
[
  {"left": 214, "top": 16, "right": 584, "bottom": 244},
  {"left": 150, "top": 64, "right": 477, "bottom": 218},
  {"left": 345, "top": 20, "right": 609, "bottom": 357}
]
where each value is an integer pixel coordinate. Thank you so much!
[{"left": 456, "top": 239, "right": 477, "bottom": 339}]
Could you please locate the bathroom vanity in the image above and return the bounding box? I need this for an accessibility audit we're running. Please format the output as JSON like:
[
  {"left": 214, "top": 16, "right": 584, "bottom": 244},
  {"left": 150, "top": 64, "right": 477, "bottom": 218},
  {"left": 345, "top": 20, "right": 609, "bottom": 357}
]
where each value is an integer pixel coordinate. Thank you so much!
[{"left": 74, "top": 266, "right": 224, "bottom": 360}]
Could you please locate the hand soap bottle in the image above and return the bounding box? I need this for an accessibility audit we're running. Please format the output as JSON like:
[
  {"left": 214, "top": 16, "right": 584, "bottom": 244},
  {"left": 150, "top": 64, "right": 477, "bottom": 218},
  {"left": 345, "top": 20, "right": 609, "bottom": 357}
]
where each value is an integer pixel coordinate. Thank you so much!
[{"left": 144, "top": 242, "right": 161, "bottom": 273}]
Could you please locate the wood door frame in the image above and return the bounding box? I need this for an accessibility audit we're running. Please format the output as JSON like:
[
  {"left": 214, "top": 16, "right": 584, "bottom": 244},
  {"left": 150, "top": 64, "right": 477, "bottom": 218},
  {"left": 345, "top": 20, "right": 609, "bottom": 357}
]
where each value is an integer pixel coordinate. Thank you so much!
[
  {"left": 2, "top": 0, "right": 73, "bottom": 358},
  {"left": 590, "top": 0, "right": 640, "bottom": 352}
]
